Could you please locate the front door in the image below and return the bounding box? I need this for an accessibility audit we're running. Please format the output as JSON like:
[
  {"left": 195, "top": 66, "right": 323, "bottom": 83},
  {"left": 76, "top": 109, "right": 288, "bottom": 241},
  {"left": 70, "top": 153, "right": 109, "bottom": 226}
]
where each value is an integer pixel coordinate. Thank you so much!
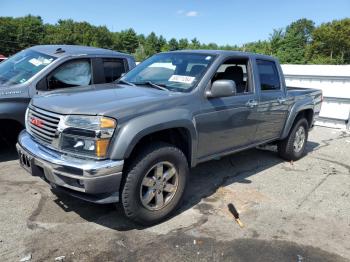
[
  {"left": 46, "top": 59, "right": 92, "bottom": 90},
  {"left": 196, "top": 57, "right": 259, "bottom": 160}
]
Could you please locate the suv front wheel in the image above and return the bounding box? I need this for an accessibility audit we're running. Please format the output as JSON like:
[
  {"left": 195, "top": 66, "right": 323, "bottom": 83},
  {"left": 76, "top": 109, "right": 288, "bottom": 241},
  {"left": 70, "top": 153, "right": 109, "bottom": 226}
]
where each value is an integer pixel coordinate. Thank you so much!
[{"left": 121, "top": 142, "right": 189, "bottom": 225}]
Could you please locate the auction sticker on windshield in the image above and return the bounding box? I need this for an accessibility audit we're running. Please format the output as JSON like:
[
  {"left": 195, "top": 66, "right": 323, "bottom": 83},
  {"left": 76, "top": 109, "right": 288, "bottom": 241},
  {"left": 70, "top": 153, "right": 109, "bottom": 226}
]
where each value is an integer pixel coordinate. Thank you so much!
[
  {"left": 29, "top": 58, "right": 43, "bottom": 67},
  {"left": 169, "top": 75, "right": 195, "bottom": 84},
  {"left": 29, "top": 57, "right": 53, "bottom": 67}
]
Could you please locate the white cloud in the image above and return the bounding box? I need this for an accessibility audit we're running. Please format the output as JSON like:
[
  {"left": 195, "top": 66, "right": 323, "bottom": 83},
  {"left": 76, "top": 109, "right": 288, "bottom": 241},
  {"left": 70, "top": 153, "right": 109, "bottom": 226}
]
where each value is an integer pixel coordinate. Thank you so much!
[
  {"left": 176, "top": 10, "right": 199, "bottom": 17},
  {"left": 185, "top": 11, "right": 199, "bottom": 17}
]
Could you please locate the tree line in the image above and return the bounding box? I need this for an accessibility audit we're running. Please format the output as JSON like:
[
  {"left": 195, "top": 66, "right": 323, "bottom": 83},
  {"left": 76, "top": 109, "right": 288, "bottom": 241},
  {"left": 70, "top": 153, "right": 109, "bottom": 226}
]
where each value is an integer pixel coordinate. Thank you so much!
[{"left": 0, "top": 15, "right": 349, "bottom": 64}]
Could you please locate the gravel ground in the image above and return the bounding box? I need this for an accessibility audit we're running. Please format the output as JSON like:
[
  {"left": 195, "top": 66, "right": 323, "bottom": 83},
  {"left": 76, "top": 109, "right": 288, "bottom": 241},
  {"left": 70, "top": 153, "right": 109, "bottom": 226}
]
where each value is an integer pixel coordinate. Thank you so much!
[{"left": 0, "top": 126, "right": 349, "bottom": 262}]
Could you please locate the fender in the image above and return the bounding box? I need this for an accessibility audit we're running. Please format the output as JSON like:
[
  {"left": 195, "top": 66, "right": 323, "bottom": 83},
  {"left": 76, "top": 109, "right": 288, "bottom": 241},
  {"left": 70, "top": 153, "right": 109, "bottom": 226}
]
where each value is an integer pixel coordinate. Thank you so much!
[
  {"left": 280, "top": 96, "right": 314, "bottom": 139},
  {"left": 108, "top": 108, "right": 198, "bottom": 165},
  {"left": 0, "top": 99, "right": 30, "bottom": 126}
]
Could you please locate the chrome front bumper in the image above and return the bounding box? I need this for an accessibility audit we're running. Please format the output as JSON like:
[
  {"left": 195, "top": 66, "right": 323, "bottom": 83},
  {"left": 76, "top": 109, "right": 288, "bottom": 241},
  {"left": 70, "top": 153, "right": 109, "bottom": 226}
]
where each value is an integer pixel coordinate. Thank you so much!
[{"left": 16, "top": 131, "right": 124, "bottom": 204}]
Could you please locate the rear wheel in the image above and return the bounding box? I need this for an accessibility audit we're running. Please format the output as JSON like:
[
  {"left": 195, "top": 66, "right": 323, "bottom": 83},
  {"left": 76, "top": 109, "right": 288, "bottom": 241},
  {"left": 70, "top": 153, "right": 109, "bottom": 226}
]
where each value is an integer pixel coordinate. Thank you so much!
[
  {"left": 121, "top": 142, "right": 189, "bottom": 225},
  {"left": 278, "top": 118, "right": 309, "bottom": 161}
]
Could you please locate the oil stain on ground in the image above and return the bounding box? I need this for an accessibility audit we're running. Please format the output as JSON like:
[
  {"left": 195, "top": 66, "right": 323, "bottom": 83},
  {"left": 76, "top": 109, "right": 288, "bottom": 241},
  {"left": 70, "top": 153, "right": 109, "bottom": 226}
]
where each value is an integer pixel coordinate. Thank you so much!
[{"left": 94, "top": 235, "right": 349, "bottom": 262}]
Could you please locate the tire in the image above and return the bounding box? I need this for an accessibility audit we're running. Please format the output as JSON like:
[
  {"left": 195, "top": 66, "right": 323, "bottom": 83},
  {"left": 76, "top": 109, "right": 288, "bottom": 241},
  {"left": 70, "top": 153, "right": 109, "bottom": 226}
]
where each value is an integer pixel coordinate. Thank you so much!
[
  {"left": 278, "top": 118, "right": 309, "bottom": 161},
  {"left": 0, "top": 126, "right": 21, "bottom": 148},
  {"left": 121, "top": 142, "right": 189, "bottom": 225}
]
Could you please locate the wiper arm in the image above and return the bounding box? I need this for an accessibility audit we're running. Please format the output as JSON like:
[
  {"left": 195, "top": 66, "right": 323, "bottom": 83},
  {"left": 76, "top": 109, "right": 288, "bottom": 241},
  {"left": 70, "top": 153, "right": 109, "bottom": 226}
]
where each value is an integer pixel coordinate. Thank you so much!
[
  {"left": 117, "top": 79, "right": 135, "bottom": 86},
  {"left": 137, "top": 81, "right": 169, "bottom": 91}
]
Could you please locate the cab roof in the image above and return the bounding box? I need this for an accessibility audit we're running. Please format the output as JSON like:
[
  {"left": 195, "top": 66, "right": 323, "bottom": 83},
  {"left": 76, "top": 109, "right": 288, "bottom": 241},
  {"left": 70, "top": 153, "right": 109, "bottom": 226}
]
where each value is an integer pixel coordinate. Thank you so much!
[
  {"left": 168, "top": 49, "right": 277, "bottom": 61},
  {"left": 29, "top": 45, "right": 133, "bottom": 59}
]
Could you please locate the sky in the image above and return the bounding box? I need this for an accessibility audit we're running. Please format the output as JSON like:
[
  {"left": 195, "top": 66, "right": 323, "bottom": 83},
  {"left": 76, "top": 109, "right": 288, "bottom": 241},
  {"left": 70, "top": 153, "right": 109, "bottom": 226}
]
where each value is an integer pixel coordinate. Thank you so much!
[{"left": 1, "top": 0, "right": 349, "bottom": 46}]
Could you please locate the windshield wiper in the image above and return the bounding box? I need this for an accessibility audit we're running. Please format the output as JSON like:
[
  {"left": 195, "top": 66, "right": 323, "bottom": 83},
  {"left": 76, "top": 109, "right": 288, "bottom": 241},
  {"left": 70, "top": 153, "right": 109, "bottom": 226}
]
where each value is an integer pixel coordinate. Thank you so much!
[
  {"left": 135, "top": 81, "right": 169, "bottom": 91},
  {"left": 117, "top": 79, "right": 135, "bottom": 86}
]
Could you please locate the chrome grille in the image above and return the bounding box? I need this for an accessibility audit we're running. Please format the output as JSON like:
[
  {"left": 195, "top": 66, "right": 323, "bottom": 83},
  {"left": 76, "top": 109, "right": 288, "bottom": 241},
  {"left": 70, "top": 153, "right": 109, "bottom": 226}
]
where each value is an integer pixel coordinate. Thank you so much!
[{"left": 27, "top": 107, "right": 61, "bottom": 144}]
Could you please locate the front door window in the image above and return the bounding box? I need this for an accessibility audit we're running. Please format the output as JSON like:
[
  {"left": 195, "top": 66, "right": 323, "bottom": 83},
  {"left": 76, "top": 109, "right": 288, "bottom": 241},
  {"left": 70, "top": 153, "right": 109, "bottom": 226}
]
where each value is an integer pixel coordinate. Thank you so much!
[{"left": 48, "top": 59, "right": 91, "bottom": 89}]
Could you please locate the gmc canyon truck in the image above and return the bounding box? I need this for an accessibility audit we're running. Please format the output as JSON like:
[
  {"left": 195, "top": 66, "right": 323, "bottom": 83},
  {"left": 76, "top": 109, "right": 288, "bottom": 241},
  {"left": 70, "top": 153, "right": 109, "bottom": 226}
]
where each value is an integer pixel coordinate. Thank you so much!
[
  {"left": 0, "top": 45, "right": 135, "bottom": 145},
  {"left": 16, "top": 50, "right": 322, "bottom": 225}
]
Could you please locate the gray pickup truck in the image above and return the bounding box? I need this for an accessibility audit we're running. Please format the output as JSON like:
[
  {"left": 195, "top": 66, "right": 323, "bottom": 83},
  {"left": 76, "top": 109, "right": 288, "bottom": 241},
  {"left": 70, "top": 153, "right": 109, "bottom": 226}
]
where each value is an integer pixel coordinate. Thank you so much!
[
  {"left": 16, "top": 50, "right": 322, "bottom": 225},
  {"left": 0, "top": 45, "right": 135, "bottom": 145}
]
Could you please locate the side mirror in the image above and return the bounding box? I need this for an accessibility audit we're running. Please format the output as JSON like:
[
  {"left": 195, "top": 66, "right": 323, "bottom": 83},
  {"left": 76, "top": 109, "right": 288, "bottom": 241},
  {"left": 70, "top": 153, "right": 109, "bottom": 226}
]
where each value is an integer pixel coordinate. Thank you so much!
[
  {"left": 206, "top": 80, "right": 237, "bottom": 98},
  {"left": 36, "top": 78, "right": 48, "bottom": 91}
]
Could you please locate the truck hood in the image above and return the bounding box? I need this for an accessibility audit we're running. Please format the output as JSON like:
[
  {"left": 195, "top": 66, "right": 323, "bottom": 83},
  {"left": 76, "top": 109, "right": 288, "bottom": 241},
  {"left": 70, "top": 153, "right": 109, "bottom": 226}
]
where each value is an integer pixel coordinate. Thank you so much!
[{"left": 31, "top": 83, "right": 179, "bottom": 118}]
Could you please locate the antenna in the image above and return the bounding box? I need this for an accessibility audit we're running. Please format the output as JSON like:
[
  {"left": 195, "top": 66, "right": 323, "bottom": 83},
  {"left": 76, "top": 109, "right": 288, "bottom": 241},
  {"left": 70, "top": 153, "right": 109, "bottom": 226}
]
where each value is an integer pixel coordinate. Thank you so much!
[{"left": 55, "top": 48, "right": 65, "bottom": 54}]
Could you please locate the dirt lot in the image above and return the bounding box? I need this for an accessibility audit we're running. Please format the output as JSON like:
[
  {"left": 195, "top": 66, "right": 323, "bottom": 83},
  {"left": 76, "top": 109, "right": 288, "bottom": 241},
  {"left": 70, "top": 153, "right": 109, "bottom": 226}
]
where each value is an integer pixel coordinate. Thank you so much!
[{"left": 0, "top": 126, "right": 349, "bottom": 262}]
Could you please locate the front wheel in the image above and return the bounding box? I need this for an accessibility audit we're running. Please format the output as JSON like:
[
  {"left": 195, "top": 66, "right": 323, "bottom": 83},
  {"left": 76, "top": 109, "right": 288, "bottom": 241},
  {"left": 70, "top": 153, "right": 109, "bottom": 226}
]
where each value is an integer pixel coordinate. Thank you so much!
[
  {"left": 278, "top": 118, "right": 309, "bottom": 161},
  {"left": 121, "top": 142, "right": 189, "bottom": 225}
]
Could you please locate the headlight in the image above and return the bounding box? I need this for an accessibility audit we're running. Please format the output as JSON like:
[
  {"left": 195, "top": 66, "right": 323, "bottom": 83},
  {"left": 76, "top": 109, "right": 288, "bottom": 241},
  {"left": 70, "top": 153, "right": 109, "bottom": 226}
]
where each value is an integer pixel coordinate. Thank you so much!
[{"left": 58, "top": 115, "right": 117, "bottom": 158}]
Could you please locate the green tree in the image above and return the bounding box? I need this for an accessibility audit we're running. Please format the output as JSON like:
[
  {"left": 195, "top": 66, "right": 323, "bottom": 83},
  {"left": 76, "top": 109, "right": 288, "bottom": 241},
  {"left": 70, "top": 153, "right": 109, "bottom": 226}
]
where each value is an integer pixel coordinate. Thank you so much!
[
  {"left": 168, "top": 38, "right": 179, "bottom": 51},
  {"left": 202, "top": 42, "right": 218, "bottom": 50},
  {"left": 134, "top": 44, "right": 147, "bottom": 61},
  {"left": 190, "top": 38, "right": 201, "bottom": 49},
  {"left": 144, "top": 32, "right": 159, "bottom": 57},
  {"left": 269, "top": 29, "right": 284, "bottom": 56},
  {"left": 16, "top": 15, "right": 45, "bottom": 49},
  {"left": 157, "top": 35, "right": 167, "bottom": 52},
  {"left": 244, "top": 40, "right": 271, "bottom": 55},
  {"left": 220, "top": 44, "right": 240, "bottom": 51},
  {"left": 0, "top": 15, "right": 45, "bottom": 56},
  {"left": 0, "top": 17, "right": 20, "bottom": 55},
  {"left": 178, "top": 38, "right": 189, "bottom": 49},
  {"left": 118, "top": 28, "right": 139, "bottom": 53},
  {"left": 44, "top": 19, "right": 80, "bottom": 44},
  {"left": 308, "top": 18, "right": 350, "bottom": 64},
  {"left": 1, "top": 15, "right": 349, "bottom": 64},
  {"left": 137, "top": 34, "right": 146, "bottom": 46},
  {"left": 277, "top": 18, "right": 315, "bottom": 63}
]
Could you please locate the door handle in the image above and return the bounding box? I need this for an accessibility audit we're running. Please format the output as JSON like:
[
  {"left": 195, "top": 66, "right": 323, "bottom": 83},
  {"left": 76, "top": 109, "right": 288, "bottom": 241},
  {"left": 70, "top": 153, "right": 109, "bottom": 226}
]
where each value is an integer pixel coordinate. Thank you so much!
[
  {"left": 278, "top": 97, "right": 286, "bottom": 104},
  {"left": 246, "top": 100, "right": 258, "bottom": 108}
]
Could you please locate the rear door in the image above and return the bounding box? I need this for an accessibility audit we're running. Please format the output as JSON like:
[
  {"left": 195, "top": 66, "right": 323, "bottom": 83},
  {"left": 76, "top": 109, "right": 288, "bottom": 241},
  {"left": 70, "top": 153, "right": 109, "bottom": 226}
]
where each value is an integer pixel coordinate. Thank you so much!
[
  {"left": 92, "top": 57, "right": 128, "bottom": 84},
  {"left": 254, "top": 59, "right": 288, "bottom": 141}
]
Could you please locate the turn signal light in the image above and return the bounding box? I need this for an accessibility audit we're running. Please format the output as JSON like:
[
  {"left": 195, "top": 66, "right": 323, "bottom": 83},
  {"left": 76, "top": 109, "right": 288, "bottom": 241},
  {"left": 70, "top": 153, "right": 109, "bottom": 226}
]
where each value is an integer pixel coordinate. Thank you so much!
[
  {"left": 96, "top": 139, "right": 110, "bottom": 158},
  {"left": 100, "top": 117, "right": 116, "bottom": 128}
]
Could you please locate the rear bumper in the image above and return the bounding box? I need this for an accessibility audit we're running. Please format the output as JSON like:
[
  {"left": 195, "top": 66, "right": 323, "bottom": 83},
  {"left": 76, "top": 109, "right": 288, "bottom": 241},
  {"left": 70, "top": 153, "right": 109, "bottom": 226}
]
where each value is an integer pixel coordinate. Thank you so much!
[{"left": 16, "top": 131, "right": 124, "bottom": 204}]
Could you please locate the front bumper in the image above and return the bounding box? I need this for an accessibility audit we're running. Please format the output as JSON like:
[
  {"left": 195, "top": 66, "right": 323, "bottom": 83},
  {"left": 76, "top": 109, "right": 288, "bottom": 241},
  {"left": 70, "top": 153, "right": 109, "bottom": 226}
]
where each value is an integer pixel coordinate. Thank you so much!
[{"left": 16, "top": 131, "right": 124, "bottom": 204}]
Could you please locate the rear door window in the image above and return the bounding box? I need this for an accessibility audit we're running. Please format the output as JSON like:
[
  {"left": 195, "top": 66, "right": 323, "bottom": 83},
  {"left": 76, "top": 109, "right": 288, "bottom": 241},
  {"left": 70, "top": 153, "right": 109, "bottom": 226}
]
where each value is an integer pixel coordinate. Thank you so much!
[
  {"left": 103, "top": 59, "right": 126, "bottom": 83},
  {"left": 256, "top": 60, "right": 280, "bottom": 91}
]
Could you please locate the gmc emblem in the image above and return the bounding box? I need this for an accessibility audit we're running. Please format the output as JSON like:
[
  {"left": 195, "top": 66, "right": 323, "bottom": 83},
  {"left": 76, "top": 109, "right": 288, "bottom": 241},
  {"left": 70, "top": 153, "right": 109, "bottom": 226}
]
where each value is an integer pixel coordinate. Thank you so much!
[{"left": 31, "top": 118, "right": 44, "bottom": 128}]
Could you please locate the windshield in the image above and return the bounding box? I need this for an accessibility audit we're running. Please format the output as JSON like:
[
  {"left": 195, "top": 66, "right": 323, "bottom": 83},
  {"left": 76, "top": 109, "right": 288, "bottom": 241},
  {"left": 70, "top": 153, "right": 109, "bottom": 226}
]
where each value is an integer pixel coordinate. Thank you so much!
[
  {"left": 121, "top": 53, "right": 215, "bottom": 92},
  {"left": 0, "top": 49, "right": 56, "bottom": 86}
]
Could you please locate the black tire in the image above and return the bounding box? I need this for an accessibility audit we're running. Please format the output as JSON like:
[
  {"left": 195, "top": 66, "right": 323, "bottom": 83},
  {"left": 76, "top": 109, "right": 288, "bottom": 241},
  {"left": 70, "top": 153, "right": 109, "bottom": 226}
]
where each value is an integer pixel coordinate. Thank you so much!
[
  {"left": 0, "top": 126, "right": 21, "bottom": 149},
  {"left": 121, "top": 142, "right": 189, "bottom": 225},
  {"left": 278, "top": 118, "right": 309, "bottom": 161}
]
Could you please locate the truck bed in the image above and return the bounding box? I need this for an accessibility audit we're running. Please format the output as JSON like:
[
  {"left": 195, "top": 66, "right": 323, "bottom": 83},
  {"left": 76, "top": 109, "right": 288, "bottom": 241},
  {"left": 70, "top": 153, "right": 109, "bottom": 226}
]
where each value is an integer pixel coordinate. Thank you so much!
[{"left": 287, "top": 86, "right": 322, "bottom": 98}]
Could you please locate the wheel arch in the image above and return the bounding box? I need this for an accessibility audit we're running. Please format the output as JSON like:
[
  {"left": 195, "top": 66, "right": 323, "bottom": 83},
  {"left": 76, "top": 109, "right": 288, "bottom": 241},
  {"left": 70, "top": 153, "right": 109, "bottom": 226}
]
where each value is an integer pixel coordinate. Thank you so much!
[
  {"left": 281, "top": 100, "right": 314, "bottom": 140},
  {"left": 0, "top": 118, "right": 24, "bottom": 145},
  {"left": 109, "top": 117, "right": 198, "bottom": 167}
]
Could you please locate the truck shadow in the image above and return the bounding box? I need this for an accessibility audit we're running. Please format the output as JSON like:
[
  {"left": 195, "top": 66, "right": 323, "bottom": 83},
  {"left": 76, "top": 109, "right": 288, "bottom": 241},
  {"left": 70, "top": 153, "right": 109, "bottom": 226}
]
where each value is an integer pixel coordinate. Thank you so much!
[{"left": 50, "top": 141, "right": 319, "bottom": 231}]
